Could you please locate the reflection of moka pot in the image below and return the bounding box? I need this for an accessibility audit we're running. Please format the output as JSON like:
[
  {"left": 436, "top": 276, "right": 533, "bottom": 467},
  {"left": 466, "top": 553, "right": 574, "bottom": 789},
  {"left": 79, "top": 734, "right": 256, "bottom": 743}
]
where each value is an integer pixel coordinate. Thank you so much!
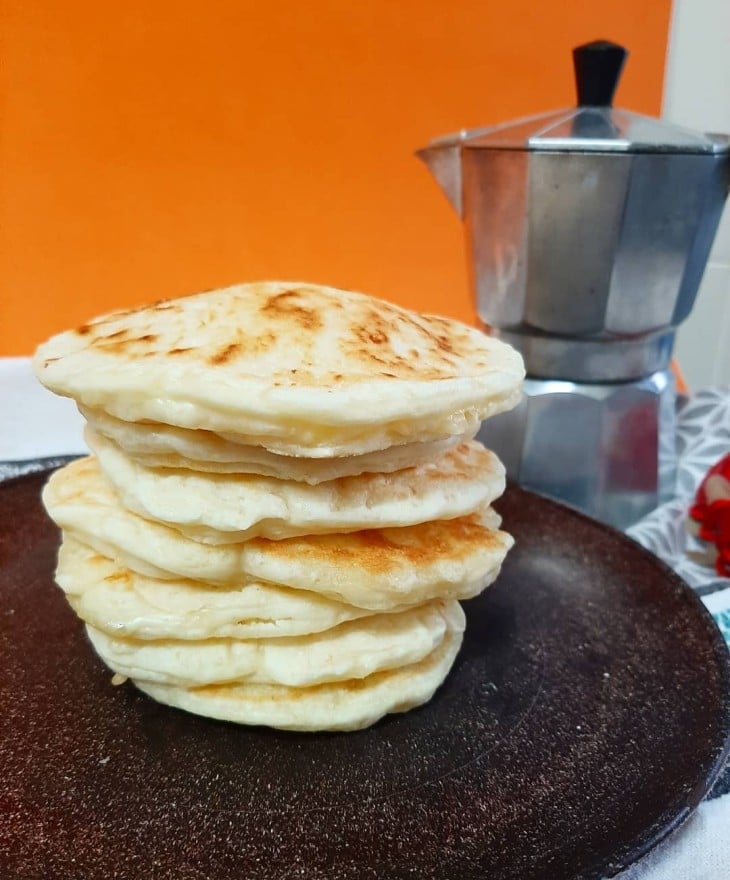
[{"left": 417, "top": 41, "right": 730, "bottom": 528}]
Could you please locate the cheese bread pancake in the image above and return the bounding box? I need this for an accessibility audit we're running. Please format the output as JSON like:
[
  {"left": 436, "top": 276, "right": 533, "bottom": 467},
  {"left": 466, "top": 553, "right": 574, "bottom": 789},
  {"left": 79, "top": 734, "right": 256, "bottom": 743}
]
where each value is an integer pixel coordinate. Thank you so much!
[
  {"left": 57, "top": 536, "right": 375, "bottom": 640},
  {"left": 34, "top": 282, "right": 524, "bottom": 457},
  {"left": 44, "top": 457, "right": 513, "bottom": 611},
  {"left": 88, "top": 427, "right": 506, "bottom": 543},
  {"left": 134, "top": 624, "right": 463, "bottom": 732},
  {"left": 81, "top": 405, "right": 474, "bottom": 482},
  {"left": 84, "top": 600, "right": 464, "bottom": 688}
]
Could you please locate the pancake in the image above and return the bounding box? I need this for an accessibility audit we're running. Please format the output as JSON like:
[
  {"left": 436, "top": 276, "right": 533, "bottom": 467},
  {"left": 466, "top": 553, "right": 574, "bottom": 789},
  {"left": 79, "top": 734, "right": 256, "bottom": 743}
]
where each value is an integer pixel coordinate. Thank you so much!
[
  {"left": 84, "top": 600, "right": 464, "bottom": 688},
  {"left": 57, "top": 536, "right": 375, "bottom": 640},
  {"left": 88, "top": 427, "right": 506, "bottom": 542},
  {"left": 44, "top": 458, "right": 513, "bottom": 611},
  {"left": 34, "top": 282, "right": 525, "bottom": 456},
  {"left": 133, "top": 624, "right": 463, "bottom": 732},
  {"left": 81, "top": 405, "right": 474, "bottom": 482}
]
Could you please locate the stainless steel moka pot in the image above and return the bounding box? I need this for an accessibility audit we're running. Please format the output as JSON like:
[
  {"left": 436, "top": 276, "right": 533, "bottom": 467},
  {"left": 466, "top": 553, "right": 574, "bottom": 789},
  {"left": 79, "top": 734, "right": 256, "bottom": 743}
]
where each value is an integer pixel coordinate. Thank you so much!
[{"left": 417, "top": 41, "right": 730, "bottom": 528}]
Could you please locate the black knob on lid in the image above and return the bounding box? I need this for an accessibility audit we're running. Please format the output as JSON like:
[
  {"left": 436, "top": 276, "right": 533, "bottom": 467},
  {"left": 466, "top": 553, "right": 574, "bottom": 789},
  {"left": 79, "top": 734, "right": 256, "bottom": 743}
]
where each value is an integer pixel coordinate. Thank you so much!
[{"left": 573, "top": 40, "right": 628, "bottom": 107}]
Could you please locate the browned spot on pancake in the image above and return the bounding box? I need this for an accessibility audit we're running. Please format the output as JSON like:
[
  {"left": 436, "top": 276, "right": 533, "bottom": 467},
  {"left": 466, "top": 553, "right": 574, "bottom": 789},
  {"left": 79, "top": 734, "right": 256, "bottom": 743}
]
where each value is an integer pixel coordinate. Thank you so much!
[
  {"left": 252, "top": 330, "right": 277, "bottom": 352},
  {"left": 398, "top": 312, "right": 432, "bottom": 334},
  {"left": 260, "top": 289, "right": 323, "bottom": 331},
  {"left": 209, "top": 342, "right": 242, "bottom": 365},
  {"left": 75, "top": 299, "right": 180, "bottom": 338},
  {"left": 103, "top": 571, "right": 131, "bottom": 583},
  {"left": 335, "top": 302, "right": 474, "bottom": 381},
  {"left": 169, "top": 347, "right": 193, "bottom": 355},
  {"left": 91, "top": 333, "right": 158, "bottom": 355},
  {"left": 95, "top": 306, "right": 144, "bottom": 324},
  {"left": 337, "top": 675, "right": 382, "bottom": 693},
  {"left": 257, "top": 513, "right": 498, "bottom": 576},
  {"left": 148, "top": 300, "right": 180, "bottom": 313},
  {"left": 75, "top": 302, "right": 175, "bottom": 339},
  {"left": 92, "top": 340, "right": 127, "bottom": 354}
]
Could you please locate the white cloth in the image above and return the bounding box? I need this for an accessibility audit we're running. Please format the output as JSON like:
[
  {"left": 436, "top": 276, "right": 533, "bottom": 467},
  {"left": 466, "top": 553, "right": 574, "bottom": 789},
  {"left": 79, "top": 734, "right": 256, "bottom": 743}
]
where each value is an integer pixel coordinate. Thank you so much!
[
  {"left": 621, "top": 387, "right": 730, "bottom": 878},
  {"left": 1, "top": 357, "right": 727, "bottom": 879},
  {"left": 618, "top": 796, "right": 730, "bottom": 880},
  {"left": 0, "top": 357, "right": 86, "bottom": 459}
]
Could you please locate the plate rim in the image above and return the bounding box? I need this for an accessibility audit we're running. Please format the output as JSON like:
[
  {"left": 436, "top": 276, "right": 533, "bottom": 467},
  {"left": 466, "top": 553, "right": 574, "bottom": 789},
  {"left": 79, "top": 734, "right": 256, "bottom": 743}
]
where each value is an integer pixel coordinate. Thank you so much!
[{"left": 498, "top": 482, "right": 730, "bottom": 878}]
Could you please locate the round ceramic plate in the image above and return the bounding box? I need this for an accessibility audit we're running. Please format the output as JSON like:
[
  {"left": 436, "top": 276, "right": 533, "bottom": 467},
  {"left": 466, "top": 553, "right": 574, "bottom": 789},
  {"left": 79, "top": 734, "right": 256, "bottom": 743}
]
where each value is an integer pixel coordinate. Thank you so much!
[{"left": 0, "top": 470, "right": 728, "bottom": 880}]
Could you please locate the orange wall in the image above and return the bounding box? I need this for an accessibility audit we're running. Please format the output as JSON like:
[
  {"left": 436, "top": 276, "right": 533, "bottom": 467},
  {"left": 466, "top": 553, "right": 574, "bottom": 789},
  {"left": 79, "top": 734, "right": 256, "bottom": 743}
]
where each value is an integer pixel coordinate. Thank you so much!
[{"left": 1, "top": 1, "right": 672, "bottom": 354}]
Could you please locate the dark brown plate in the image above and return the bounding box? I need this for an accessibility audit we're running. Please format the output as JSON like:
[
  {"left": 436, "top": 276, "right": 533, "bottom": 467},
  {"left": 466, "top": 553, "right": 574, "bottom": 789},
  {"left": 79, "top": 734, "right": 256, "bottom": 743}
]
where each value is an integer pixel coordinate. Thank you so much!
[{"left": 1, "top": 471, "right": 728, "bottom": 880}]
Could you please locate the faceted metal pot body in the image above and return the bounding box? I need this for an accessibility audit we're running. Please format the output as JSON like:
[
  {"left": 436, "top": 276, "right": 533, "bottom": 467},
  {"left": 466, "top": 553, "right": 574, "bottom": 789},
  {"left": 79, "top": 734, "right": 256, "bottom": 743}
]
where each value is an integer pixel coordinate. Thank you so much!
[
  {"left": 477, "top": 371, "right": 677, "bottom": 529},
  {"left": 417, "top": 109, "right": 730, "bottom": 382},
  {"left": 463, "top": 142, "right": 729, "bottom": 381}
]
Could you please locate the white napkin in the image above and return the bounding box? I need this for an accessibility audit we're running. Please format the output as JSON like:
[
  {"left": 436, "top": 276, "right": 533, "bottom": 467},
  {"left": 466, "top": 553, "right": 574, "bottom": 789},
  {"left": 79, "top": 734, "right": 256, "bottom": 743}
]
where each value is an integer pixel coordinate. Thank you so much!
[
  {"left": 0, "top": 357, "right": 86, "bottom": 460},
  {"left": 617, "top": 796, "right": 730, "bottom": 880}
]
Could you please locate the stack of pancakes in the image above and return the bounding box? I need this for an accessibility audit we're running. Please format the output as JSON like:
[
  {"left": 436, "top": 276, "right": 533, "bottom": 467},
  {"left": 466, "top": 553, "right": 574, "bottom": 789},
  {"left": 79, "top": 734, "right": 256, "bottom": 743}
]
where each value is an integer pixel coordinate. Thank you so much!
[{"left": 34, "top": 282, "right": 524, "bottom": 731}]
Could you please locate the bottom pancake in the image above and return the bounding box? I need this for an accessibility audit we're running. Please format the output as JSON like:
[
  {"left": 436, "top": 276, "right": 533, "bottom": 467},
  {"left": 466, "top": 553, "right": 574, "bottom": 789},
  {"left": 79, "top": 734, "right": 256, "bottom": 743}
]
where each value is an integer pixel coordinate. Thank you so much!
[{"left": 133, "top": 626, "right": 463, "bottom": 732}]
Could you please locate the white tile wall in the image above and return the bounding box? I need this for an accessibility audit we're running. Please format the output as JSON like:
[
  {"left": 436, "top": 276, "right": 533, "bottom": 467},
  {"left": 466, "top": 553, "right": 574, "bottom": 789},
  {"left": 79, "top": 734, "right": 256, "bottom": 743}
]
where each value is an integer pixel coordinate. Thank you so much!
[{"left": 663, "top": 0, "right": 730, "bottom": 387}]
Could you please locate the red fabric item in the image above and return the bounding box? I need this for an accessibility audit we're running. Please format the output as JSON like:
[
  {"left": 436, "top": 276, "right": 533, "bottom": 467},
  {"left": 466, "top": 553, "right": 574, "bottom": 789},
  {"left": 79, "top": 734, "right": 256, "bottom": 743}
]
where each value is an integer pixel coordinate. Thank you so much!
[{"left": 690, "top": 453, "right": 730, "bottom": 576}]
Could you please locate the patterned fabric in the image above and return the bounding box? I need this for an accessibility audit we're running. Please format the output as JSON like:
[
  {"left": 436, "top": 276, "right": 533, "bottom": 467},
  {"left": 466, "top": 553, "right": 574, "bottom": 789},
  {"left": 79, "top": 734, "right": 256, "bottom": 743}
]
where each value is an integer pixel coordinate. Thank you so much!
[
  {"left": 628, "top": 387, "right": 730, "bottom": 604},
  {"left": 715, "top": 607, "right": 730, "bottom": 643},
  {"left": 627, "top": 387, "right": 730, "bottom": 807}
]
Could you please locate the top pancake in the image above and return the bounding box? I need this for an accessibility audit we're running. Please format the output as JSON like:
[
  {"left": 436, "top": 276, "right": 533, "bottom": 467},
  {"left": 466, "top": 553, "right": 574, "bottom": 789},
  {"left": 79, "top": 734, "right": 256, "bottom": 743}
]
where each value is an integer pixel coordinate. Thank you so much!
[{"left": 34, "top": 282, "right": 524, "bottom": 456}]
